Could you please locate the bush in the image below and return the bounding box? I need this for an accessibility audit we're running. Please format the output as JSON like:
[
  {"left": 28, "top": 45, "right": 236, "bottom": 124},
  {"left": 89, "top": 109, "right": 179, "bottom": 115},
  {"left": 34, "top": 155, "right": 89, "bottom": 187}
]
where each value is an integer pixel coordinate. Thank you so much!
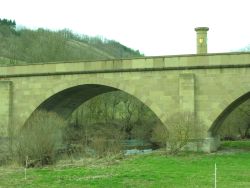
[
  {"left": 152, "top": 112, "right": 206, "bottom": 155},
  {"left": 16, "top": 110, "right": 67, "bottom": 167},
  {"left": 63, "top": 121, "right": 125, "bottom": 158},
  {"left": 0, "top": 138, "right": 12, "bottom": 165},
  {"left": 90, "top": 136, "right": 123, "bottom": 157}
]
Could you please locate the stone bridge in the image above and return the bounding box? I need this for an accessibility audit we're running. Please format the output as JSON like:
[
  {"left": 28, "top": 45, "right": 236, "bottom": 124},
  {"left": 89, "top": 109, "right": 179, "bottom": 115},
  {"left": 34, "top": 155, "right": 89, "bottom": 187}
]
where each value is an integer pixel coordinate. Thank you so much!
[
  {"left": 1, "top": 27, "right": 250, "bottom": 152},
  {"left": 1, "top": 51, "right": 250, "bottom": 152}
]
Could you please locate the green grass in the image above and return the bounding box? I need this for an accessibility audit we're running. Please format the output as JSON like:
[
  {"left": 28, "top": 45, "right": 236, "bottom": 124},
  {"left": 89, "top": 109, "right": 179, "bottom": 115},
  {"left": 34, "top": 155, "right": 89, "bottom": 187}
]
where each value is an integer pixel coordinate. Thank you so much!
[
  {"left": 220, "top": 140, "right": 250, "bottom": 150},
  {"left": 0, "top": 56, "right": 26, "bottom": 66},
  {"left": 1, "top": 151, "right": 250, "bottom": 188}
]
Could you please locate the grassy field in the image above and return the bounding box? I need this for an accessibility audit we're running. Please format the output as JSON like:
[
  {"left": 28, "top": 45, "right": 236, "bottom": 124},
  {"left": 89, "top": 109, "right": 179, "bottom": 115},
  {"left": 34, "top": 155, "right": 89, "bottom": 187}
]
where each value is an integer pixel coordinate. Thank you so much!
[
  {"left": 1, "top": 148, "right": 250, "bottom": 188},
  {"left": 220, "top": 140, "right": 250, "bottom": 150}
]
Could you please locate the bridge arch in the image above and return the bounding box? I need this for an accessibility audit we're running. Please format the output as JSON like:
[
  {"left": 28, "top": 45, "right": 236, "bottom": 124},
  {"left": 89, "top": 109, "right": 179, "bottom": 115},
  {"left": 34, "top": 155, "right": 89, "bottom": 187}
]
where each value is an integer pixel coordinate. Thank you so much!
[
  {"left": 24, "top": 83, "right": 163, "bottom": 126},
  {"left": 209, "top": 91, "right": 250, "bottom": 136}
]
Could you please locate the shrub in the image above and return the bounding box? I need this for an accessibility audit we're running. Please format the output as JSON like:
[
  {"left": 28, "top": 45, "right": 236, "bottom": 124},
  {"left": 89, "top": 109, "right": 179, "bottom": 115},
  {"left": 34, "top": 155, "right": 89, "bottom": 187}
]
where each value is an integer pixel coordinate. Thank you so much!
[
  {"left": 0, "top": 138, "right": 11, "bottom": 165},
  {"left": 90, "top": 136, "right": 123, "bottom": 157},
  {"left": 151, "top": 112, "right": 206, "bottom": 155},
  {"left": 16, "top": 110, "right": 67, "bottom": 166}
]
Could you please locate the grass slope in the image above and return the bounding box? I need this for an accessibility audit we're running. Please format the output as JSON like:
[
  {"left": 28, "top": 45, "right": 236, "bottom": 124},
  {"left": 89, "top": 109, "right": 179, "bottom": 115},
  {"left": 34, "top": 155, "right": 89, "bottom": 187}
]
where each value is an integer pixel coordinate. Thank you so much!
[
  {"left": 1, "top": 151, "right": 250, "bottom": 188},
  {"left": 67, "top": 40, "right": 115, "bottom": 59},
  {"left": 0, "top": 57, "right": 26, "bottom": 66}
]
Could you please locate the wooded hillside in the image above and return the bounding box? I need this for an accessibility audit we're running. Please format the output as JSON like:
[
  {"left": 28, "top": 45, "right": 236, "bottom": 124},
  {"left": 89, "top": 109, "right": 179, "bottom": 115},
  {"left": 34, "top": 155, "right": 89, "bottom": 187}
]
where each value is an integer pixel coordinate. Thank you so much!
[{"left": 0, "top": 19, "right": 143, "bottom": 65}]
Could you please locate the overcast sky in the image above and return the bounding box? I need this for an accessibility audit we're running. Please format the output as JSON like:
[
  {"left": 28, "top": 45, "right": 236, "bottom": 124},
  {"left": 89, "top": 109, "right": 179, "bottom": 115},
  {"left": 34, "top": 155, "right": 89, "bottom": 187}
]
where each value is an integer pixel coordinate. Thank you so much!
[{"left": 1, "top": 0, "right": 250, "bottom": 56}]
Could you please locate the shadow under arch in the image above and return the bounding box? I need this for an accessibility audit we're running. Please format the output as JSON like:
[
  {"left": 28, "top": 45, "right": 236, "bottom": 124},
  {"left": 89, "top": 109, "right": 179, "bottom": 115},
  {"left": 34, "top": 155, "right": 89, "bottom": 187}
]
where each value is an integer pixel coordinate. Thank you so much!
[
  {"left": 209, "top": 91, "right": 250, "bottom": 136},
  {"left": 26, "top": 84, "right": 163, "bottom": 125}
]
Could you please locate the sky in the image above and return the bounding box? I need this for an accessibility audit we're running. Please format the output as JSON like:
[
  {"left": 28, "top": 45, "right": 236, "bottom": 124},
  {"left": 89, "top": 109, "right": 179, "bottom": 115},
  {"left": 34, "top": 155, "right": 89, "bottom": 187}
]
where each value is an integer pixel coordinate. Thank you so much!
[{"left": 1, "top": 0, "right": 250, "bottom": 56}]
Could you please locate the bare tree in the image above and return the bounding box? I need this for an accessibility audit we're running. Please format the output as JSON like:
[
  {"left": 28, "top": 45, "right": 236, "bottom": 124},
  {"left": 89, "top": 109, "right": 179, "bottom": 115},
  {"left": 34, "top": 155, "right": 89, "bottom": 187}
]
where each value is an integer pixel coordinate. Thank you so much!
[
  {"left": 152, "top": 112, "right": 206, "bottom": 155},
  {"left": 238, "top": 100, "right": 250, "bottom": 139},
  {"left": 218, "top": 99, "right": 250, "bottom": 140},
  {"left": 16, "top": 110, "right": 67, "bottom": 167}
]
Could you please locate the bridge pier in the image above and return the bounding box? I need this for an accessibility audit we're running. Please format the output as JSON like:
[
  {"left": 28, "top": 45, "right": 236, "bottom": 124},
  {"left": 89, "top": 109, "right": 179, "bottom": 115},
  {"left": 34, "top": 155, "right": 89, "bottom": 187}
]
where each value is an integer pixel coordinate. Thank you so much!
[
  {"left": 179, "top": 73, "right": 195, "bottom": 113},
  {"left": 200, "top": 134, "right": 220, "bottom": 152},
  {"left": 0, "top": 81, "right": 13, "bottom": 138},
  {"left": 184, "top": 135, "right": 220, "bottom": 153},
  {"left": 179, "top": 73, "right": 220, "bottom": 152}
]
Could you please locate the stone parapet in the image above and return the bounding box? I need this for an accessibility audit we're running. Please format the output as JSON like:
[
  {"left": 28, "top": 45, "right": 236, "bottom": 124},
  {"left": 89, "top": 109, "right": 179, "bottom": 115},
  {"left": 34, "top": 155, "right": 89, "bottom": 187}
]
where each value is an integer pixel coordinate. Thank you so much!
[{"left": 1, "top": 52, "right": 250, "bottom": 78}]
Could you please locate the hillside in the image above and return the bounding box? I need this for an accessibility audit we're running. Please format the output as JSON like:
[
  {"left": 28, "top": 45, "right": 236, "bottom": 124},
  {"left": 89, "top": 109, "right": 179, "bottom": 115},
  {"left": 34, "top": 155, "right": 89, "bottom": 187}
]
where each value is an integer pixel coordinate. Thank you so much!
[{"left": 0, "top": 19, "right": 143, "bottom": 65}]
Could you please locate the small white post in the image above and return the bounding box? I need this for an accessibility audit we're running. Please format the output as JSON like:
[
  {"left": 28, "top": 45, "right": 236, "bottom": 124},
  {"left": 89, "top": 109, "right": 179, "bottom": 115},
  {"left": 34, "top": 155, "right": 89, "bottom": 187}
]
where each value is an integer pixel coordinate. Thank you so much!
[
  {"left": 25, "top": 156, "right": 28, "bottom": 180},
  {"left": 214, "top": 163, "right": 217, "bottom": 188}
]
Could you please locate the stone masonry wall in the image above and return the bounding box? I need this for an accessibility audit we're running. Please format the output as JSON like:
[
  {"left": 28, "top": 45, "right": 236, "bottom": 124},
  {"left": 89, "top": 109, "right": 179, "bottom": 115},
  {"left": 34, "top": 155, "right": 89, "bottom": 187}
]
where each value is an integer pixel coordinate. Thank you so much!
[{"left": 0, "top": 81, "right": 12, "bottom": 137}]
